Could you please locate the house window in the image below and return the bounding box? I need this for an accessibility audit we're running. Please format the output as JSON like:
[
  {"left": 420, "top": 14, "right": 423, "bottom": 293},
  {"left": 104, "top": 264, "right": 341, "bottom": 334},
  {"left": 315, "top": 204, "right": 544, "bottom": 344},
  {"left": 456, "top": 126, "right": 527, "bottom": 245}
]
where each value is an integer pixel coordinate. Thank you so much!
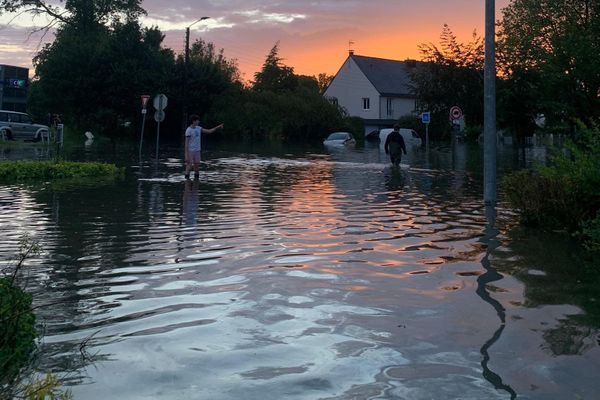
[
  {"left": 386, "top": 98, "right": 393, "bottom": 116},
  {"left": 362, "top": 97, "right": 370, "bottom": 110}
]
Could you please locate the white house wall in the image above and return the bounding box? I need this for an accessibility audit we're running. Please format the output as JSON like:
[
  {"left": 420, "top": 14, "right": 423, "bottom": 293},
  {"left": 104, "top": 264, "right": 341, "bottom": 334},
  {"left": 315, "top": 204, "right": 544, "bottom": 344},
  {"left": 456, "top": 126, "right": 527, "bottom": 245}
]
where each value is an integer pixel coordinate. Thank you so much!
[
  {"left": 379, "top": 97, "right": 416, "bottom": 119},
  {"left": 324, "top": 57, "right": 380, "bottom": 120}
]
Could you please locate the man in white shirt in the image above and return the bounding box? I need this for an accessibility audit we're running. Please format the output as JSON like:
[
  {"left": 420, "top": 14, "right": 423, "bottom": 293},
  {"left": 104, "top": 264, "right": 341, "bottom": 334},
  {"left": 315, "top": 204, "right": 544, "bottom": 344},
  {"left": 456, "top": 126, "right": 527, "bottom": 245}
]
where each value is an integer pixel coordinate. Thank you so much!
[{"left": 184, "top": 114, "right": 223, "bottom": 179}]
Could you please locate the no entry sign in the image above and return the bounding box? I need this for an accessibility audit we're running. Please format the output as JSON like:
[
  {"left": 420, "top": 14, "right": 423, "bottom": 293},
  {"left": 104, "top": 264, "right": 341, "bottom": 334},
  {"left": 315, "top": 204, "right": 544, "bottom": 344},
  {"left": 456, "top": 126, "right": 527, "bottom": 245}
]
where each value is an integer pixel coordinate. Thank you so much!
[{"left": 449, "top": 106, "right": 463, "bottom": 120}]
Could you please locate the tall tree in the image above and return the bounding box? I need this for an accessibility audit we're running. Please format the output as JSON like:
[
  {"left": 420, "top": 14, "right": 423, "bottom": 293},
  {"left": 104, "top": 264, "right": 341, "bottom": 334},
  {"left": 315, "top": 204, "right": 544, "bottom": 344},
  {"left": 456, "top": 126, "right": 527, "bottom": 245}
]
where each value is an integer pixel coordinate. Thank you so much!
[
  {"left": 253, "top": 42, "right": 298, "bottom": 92},
  {"left": 0, "top": 0, "right": 145, "bottom": 32},
  {"left": 411, "top": 24, "right": 485, "bottom": 135},
  {"left": 498, "top": 0, "right": 600, "bottom": 127}
]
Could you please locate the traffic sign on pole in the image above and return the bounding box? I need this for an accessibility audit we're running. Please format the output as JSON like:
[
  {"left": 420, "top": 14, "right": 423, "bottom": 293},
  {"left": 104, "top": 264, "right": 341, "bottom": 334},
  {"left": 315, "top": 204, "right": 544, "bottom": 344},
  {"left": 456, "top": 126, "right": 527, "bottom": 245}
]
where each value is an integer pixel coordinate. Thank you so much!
[
  {"left": 153, "top": 94, "right": 168, "bottom": 111},
  {"left": 154, "top": 110, "right": 165, "bottom": 122},
  {"left": 141, "top": 95, "right": 150, "bottom": 109},
  {"left": 449, "top": 106, "right": 463, "bottom": 121},
  {"left": 421, "top": 112, "right": 430, "bottom": 124}
]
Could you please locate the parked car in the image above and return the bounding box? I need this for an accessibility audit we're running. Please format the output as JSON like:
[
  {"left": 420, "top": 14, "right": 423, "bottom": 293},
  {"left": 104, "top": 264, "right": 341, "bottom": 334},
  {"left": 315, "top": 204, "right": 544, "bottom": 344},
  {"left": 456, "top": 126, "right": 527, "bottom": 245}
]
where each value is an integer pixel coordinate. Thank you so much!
[
  {"left": 323, "top": 132, "right": 356, "bottom": 147},
  {"left": 378, "top": 128, "right": 422, "bottom": 148},
  {"left": 0, "top": 110, "right": 50, "bottom": 141}
]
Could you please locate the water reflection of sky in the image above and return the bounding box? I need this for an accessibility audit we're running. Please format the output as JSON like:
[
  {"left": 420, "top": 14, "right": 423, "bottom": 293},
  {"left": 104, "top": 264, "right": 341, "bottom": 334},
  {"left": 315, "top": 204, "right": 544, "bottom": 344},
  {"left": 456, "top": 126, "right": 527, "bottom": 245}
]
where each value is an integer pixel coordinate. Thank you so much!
[{"left": 0, "top": 141, "right": 598, "bottom": 399}]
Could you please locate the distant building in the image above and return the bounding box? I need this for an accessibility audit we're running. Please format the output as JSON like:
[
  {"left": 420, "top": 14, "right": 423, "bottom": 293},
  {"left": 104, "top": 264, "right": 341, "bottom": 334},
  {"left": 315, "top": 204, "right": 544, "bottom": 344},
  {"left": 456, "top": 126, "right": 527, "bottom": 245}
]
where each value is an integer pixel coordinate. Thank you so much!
[
  {"left": 324, "top": 52, "right": 421, "bottom": 135},
  {"left": 0, "top": 64, "right": 29, "bottom": 112}
]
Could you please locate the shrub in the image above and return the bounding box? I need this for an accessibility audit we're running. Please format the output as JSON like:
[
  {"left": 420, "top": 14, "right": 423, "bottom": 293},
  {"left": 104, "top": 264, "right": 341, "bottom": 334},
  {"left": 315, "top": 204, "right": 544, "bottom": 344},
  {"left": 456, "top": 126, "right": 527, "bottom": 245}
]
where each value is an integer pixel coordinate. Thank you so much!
[
  {"left": 502, "top": 121, "right": 600, "bottom": 247},
  {"left": 0, "top": 160, "right": 124, "bottom": 181},
  {"left": 0, "top": 278, "right": 37, "bottom": 383}
]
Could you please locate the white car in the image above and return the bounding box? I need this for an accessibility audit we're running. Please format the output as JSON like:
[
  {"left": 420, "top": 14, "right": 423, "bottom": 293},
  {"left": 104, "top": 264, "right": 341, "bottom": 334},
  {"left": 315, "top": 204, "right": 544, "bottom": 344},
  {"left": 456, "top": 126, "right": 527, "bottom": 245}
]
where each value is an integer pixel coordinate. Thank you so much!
[
  {"left": 323, "top": 132, "right": 356, "bottom": 147},
  {"left": 379, "top": 128, "right": 422, "bottom": 148},
  {"left": 0, "top": 110, "right": 50, "bottom": 141}
]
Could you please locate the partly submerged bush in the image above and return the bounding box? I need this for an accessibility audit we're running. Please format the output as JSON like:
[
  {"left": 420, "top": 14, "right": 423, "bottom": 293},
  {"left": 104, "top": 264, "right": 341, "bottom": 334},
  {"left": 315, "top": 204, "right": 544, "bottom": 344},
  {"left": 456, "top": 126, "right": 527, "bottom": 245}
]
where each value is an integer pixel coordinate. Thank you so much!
[
  {"left": 502, "top": 121, "right": 600, "bottom": 247},
  {"left": 0, "top": 277, "right": 36, "bottom": 382},
  {"left": 0, "top": 160, "right": 123, "bottom": 181},
  {"left": 1, "top": 236, "right": 39, "bottom": 386},
  {"left": 0, "top": 236, "right": 73, "bottom": 400}
]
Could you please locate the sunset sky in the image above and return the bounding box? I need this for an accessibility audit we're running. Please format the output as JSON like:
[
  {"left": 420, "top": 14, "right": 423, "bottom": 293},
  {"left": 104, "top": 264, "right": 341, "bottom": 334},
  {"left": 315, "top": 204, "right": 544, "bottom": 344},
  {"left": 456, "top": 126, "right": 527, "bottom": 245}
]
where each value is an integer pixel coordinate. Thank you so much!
[{"left": 0, "top": 0, "right": 511, "bottom": 81}]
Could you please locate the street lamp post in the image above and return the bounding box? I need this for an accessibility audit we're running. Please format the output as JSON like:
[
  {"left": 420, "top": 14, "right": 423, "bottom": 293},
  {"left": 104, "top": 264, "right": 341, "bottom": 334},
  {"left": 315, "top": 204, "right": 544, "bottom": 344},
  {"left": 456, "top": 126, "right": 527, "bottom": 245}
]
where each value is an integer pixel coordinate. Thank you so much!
[
  {"left": 483, "top": 0, "right": 496, "bottom": 207},
  {"left": 182, "top": 16, "right": 210, "bottom": 132}
]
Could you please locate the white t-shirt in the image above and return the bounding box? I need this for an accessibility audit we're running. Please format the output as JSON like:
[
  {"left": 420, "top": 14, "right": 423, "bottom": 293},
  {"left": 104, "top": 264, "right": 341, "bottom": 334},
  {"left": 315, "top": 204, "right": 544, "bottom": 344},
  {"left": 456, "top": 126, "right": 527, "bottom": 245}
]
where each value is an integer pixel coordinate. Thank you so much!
[{"left": 185, "top": 126, "right": 202, "bottom": 152}]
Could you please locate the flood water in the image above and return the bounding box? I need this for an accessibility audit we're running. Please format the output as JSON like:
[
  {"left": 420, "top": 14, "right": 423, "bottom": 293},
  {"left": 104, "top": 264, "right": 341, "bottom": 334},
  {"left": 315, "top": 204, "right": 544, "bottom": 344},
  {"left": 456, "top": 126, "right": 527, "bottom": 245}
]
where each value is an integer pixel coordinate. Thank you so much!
[{"left": 1, "top": 137, "right": 599, "bottom": 399}]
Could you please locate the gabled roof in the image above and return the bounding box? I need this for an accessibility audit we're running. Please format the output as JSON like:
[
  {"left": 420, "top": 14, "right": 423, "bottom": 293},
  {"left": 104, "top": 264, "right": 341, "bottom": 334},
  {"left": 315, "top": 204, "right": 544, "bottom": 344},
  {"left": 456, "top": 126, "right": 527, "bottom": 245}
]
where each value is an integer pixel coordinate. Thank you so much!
[{"left": 350, "top": 54, "right": 419, "bottom": 97}]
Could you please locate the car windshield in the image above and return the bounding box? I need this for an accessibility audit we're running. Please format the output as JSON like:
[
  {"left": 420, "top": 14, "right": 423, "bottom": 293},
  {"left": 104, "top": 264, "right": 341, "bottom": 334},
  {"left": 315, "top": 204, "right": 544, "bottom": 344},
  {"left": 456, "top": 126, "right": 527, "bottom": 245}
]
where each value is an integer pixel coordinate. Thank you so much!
[{"left": 326, "top": 132, "right": 348, "bottom": 141}]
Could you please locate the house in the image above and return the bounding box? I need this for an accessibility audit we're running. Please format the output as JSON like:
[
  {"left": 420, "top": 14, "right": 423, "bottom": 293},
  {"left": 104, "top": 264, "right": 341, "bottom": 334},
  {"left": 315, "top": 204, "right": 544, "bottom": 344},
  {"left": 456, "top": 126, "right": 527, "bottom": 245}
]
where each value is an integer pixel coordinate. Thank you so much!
[
  {"left": 0, "top": 64, "right": 29, "bottom": 112},
  {"left": 324, "top": 52, "right": 420, "bottom": 135}
]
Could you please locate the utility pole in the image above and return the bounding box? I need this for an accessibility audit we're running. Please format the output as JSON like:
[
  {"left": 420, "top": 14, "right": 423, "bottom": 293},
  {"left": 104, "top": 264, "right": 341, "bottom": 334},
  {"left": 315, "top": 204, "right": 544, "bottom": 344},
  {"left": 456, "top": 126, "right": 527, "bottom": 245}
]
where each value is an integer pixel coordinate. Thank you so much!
[
  {"left": 484, "top": 0, "right": 497, "bottom": 206},
  {"left": 182, "top": 17, "right": 210, "bottom": 133}
]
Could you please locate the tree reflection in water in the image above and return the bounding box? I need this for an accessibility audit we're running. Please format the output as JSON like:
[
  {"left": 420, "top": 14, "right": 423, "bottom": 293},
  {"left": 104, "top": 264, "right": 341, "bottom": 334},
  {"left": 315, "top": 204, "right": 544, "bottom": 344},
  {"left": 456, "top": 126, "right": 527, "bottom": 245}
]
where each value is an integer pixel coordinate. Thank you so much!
[{"left": 494, "top": 226, "right": 600, "bottom": 355}]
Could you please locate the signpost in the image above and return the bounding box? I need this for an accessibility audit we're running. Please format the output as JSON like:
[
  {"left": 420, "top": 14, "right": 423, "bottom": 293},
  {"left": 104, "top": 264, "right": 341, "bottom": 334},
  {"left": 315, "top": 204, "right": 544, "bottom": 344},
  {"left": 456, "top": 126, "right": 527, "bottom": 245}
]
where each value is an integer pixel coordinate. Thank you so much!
[
  {"left": 153, "top": 94, "right": 168, "bottom": 159},
  {"left": 449, "top": 106, "right": 463, "bottom": 122},
  {"left": 138, "top": 95, "right": 150, "bottom": 157},
  {"left": 421, "top": 112, "right": 430, "bottom": 147}
]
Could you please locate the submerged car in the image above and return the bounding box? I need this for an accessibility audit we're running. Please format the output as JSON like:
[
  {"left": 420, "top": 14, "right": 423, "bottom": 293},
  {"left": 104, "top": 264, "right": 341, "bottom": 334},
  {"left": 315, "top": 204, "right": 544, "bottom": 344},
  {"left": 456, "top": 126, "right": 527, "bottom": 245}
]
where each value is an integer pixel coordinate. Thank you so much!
[
  {"left": 379, "top": 128, "right": 422, "bottom": 148},
  {"left": 323, "top": 132, "right": 356, "bottom": 146},
  {"left": 0, "top": 110, "right": 50, "bottom": 141}
]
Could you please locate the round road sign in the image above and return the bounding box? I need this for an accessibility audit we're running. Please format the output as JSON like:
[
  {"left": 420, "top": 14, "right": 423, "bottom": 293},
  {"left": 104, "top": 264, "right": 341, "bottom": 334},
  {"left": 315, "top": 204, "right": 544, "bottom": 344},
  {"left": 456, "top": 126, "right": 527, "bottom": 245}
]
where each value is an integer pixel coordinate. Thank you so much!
[
  {"left": 154, "top": 110, "right": 165, "bottom": 122},
  {"left": 449, "top": 106, "right": 463, "bottom": 120}
]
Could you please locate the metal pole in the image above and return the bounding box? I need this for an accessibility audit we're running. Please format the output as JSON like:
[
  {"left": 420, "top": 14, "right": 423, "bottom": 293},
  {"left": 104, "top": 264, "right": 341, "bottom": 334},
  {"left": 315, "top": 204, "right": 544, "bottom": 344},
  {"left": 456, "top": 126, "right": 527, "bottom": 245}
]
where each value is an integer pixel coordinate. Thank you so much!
[
  {"left": 484, "top": 0, "right": 497, "bottom": 206},
  {"left": 156, "top": 98, "right": 162, "bottom": 160},
  {"left": 138, "top": 111, "right": 147, "bottom": 157},
  {"left": 183, "top": 27, "right": 190, "bottom": 133}
]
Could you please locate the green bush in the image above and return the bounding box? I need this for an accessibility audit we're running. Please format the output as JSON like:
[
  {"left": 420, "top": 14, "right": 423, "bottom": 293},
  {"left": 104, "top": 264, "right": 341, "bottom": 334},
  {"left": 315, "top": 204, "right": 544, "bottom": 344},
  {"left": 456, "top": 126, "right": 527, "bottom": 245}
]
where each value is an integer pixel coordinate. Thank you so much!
[
  {"left": 0, "top": 278, "right": 36, "bottom": 384},
  {"left": 0, "top": 160, "right": 124, "bottom": 181},
  {"left": 502, "top": 121, "right": 600, "bottom": 247},
  {"left": 582, "top": 214, "right": 600, "bottom": 251},
  {"left": 502, "top": 170, "right": 584, "bottom": 230}
]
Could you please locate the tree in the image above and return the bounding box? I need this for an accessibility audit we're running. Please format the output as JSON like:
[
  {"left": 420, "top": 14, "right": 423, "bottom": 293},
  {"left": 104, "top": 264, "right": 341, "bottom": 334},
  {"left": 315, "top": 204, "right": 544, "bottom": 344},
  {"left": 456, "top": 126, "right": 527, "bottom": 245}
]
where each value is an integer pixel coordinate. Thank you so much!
[
  {"left": 31, "top": 20, "right": 175, "bottom": 132},
  {"left": 411, "top": 24, "right": 485, "bottom": 137},
  {"left": 253, "top": 42, "right": 298, "bottom": 92},
  {"left": 498, "top": 0, "right": 600, "bottom": 127},
  {"left": 0, "top": 0, "right": 145, "bottom": 32},
  {"left": 316, "top": 73, "right": 334, "bottom": 93}
]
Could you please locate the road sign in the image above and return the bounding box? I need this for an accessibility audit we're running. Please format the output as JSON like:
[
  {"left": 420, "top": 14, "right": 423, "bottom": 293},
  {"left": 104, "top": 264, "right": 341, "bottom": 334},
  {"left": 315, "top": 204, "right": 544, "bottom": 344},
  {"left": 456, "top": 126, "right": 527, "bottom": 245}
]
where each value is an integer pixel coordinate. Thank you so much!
[
  {"left": 449, "top": 106, "right": 463, "bottom": 120},
  {"left": 153, "top": 94, "right": 168, "bottom": 111},
  {"left": 141, "top": 95, "right": 150, "bottom": 109},
  {"left": 421, "top": 112, "right": 430, "bottom": 124},
  {"left": 154, "top": 110, "right": 165, "bottom": 122}
]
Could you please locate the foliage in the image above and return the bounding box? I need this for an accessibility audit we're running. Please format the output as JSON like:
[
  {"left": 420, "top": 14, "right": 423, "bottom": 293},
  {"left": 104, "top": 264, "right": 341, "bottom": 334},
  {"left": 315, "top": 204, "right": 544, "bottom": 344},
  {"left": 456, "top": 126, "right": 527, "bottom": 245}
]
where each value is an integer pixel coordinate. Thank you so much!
[
  {"left": 31, "top": 20, "right": 175, "bottom": 133},
  {"left": 0, "top": 278, "right": 36, "bottom": 384},
  {"left": 0, "top": 0, "right": 145, "bottom": 31},
  {"left": 22, "top": 373, "right": 73, "bottom": 400},
  {"left": 502, "top": 122, "right": 600, "bottom": 247},
  {"left": 498, "top": 0, "right": 600, "bottom": 128},
  {"left": 411, "top": 24, "right": 485, "bottom": 139},
  {"left": 206, "top": 43, "right": 358, "bottom": 143},
  {"left": 1, "top": 236, "right": 73, "bottom": 399},
  {"left": 252, "top": 42, "right": 298, "bottom": 92},
  {"left": 0, "top": 160, "right": 124, "bottom": 181},
  {"left": 397, "top": 115, "right": 424, "bottom": 136},
  {"left": 316, "top": 73, "right": 334, "bottom": 94},
  {"left": 0, "top": 236, "right": 39, "bottom": 387},
  {"left": 581, "top": 215, "right": 600, "bottom": 251}
]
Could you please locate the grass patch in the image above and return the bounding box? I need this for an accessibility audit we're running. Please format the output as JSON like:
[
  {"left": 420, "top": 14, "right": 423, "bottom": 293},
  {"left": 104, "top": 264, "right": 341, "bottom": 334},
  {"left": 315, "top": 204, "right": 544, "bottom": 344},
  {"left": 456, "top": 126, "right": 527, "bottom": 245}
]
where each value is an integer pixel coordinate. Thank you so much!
[{"left": 0, "top": 160, "right": 124, "bottom": 181}]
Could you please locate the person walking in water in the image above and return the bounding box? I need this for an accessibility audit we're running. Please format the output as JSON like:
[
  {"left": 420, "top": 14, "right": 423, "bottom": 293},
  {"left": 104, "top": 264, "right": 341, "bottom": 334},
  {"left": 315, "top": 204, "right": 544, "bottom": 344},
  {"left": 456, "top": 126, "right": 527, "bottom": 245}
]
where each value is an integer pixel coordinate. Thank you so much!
[
  {"left": 184, "top": 115, "right": 223, "bottom": 179},
  {"left": 384, "top": 124, "right": 407, "bottom": 167}
]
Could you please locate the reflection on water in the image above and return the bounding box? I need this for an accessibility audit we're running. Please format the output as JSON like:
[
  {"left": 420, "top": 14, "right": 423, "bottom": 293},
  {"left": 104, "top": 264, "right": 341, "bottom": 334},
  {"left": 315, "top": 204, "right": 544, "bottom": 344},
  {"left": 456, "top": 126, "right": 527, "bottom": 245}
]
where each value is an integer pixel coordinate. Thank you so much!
[{"left": 0, "top": 141, "right": 598, "bottom": 399}]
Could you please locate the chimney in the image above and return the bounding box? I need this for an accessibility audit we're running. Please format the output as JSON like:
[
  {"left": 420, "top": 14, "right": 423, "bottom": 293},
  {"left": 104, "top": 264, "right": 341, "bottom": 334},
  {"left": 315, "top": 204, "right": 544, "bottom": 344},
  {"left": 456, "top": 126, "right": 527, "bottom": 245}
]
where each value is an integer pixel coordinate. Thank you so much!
[{"left": 349, "top": 49, "right": 354, "bottom": 56}]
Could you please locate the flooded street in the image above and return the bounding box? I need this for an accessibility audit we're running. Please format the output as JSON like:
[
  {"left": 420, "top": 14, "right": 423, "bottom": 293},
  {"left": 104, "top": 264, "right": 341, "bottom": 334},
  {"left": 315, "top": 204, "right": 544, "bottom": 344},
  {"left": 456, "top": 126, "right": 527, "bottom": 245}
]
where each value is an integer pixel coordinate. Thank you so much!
[{"left": 1, "top": 139, "right": 598, "bottom": 399}]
